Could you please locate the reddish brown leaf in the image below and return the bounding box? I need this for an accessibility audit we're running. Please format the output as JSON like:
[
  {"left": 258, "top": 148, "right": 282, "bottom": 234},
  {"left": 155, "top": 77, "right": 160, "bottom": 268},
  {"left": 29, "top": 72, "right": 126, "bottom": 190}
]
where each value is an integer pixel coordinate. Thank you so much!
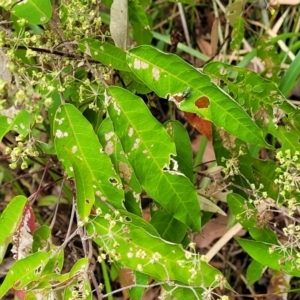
[
  {"left": 173, "top": 92, "right": 212, "bottom": 139},
  {"left": 184, "top": 112, "right": 212, "bottom": 140},
  {"left": 20, "top": 204, "right": 36, "bottom": 233}
]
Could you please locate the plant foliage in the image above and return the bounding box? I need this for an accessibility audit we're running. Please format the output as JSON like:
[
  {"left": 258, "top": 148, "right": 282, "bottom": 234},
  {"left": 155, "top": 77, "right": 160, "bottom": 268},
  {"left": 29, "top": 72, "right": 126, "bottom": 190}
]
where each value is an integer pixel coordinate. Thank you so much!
[{"left": 1, "top": 0, "right": 300, "bottom": 299}]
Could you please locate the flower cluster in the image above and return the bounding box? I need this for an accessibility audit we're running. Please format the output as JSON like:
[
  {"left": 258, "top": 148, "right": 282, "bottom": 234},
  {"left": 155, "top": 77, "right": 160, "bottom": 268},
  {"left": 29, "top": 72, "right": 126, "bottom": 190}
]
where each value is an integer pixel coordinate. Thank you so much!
[{"left": 5, "top": 135, "right": 39, "bottom": 170}]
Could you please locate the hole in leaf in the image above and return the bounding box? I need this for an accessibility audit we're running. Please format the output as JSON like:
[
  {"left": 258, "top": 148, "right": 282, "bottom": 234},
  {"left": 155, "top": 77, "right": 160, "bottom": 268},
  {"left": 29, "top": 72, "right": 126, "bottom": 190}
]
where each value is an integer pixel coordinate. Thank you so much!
[
  {"left": 86, "top": 199, "right": 90, "bottom": 204},
  {"left": 109, "top": 177, "right": 118, "bottom": 185},
  {"left": 124, "top": 216, "right": 132, "bottom": 222},
  {"left": 219, "top": 67, "right": 228, "bottom": 76},
  {"left": 228, "top": 91, "right": 235, "bottom": 99},
  {"left": 35, "top": 265, "right": 42, "bottom": 274}
]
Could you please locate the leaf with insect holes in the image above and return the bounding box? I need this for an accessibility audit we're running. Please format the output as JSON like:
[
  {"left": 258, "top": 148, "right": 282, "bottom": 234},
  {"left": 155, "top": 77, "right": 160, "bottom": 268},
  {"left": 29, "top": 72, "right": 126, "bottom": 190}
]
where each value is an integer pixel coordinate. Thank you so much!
[
  {"left": 97, "top": 117, "right": 142, "bottom": 216},
  {"left": 64, "top": 258, "right": 92, "bottom": 300},
  {"left": 230, "top": 16, "right": 244, "bottom": 51},
  {"left": 87, "top": 207, "right": 228, "bottom": 290},
  {"left": 174, "top": 91, "right": 212, "bottom": 140},
  {"left": 53, "top": 104, "right": 125, "bottom": 219},
  {"left": 107, "top": 86, "right": 200, "bottom": 231},
  {"left": 0, "top": 252, "right": 49, "bottom": 298},
  {"left": 164, "top": 120, "right": 193, "bottom": 181},
  {"left": 203, "top": 61, "right": 299, "bottom": 155},
  {"left": 126, "top": 45, "right": 271, "bottom": 149}
]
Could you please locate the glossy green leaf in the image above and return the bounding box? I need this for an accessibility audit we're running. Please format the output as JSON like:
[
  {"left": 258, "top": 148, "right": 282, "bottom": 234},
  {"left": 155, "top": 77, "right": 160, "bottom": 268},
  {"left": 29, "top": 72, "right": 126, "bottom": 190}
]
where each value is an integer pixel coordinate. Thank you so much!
[
  {"left": 164, "top": 120, "right": 193, "bottom": 181},
  {"left": 230, "top": 17, "right": 244, "bottom": 51},
  {"left": 87, "top": 209, "right": 226, "bottom": 289},
  {"left": 11, "top": 0, "right": 52, "bottom": 25},
  {"left": 107, "top": 86, "right": 200, "bottom": 231},
  {"left": 78, "top": 39, "right": 130, "bottom": 71},
  {"left": 98, "top": 117, "right": 142, "bottom": 216},
  {"left": 0, "top": 252, "right": 49, "bottom": 298},
  {"left": 53, "top": 104, "right": 124, "bottom": 219},
  {"left": 0, "top": 195, "right": 27, "bottom": 263},
  {"left": 251, "top": 158, "right": 280, "bottom": 199},
  {"left": 127, "top": 45, "right": 270, "bottom": 149},
  {"left": 150, "top": 205, "right": 188, "bottom": 243},
  {"left": 236, "top": 238, "right": 300, "bottom": 277},
  {"left": 0, "top": 111, "right": 31, "bottom": 141}
]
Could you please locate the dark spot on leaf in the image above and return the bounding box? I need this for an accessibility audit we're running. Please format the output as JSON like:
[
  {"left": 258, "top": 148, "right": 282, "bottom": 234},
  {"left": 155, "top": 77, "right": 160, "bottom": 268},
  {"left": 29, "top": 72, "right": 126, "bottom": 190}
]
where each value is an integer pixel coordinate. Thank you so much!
[
  {"left": 109, "top": 177, "right": 118, "bottom": 184},
  {"left": 35, "top": 265, "right": 42, "bottom": 274},
  {"left": 124, "top": 216, "right": 131, "bottom": 222},
  {"left": 15, "top": 280, "right": 21, "bottom": 287},
  {"left": 86, "top": 199, "right": 90, "bottom": 204},
  {"left": 194, "top": 96, "right": 210, "bottom": 109}
]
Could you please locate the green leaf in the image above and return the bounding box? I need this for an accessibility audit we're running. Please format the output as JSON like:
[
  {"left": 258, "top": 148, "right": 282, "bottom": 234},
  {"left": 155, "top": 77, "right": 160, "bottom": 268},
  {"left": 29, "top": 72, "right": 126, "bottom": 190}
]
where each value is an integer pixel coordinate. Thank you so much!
[
  {"left": 11, "top": 0, "right": 52, "bottom": 25},
  {"left": 0, "top": 111, "right": 31, "bottom": 141},
  {"left": 277, "top": 126, "right": 300, "bottom": 157},
  {"left": 279, "top": 50, "right": 300, "bottom": 96},
  {"left": 251, "top": 158, "right": 280, "bottom": 200},
  {"left": 256, "top": 37, "right": 282, "bottom": 84},
  {"left": 108, "top": 86, "right": 200, "bottom": 231},
  {"left": 150, "top": 205, "right": 188, "bottom": 243},
  {"left": 164, "top": 120, "right": 193, "bottom": 182},
  {"left": 0, "top": 252, "right": 49, "bottom": 298},
  {"left": 78, "top": 39, "right": 130, "bottom": 71},
  {"left": 0, "top": 195, "right": 27, "bottom": 263},
  {"left": 87, "top": 209, "right": 226, "bottom": 289},
  {"left": 53, "top": 104, "right": 124, "bottom": 219},
  {"left": 32, "top": 225, "right": 64, "bottom": 274},
  {"left": 226, "top": 0, "right": 245, "bottom": 26},
  {"left": 129, "top": 1, "right": 152, "bottom": 45},
  {"left": 236, "top": 238, "right": 300, "bottom": 277},
  {"left": 97, "top": 117, "right": 142, "bottom": 216},
  {"left": 203, "top": 61, "right": 299, "bottom": 125},
  {"left": 246, "top": 260, "right": 266, "bottom": 285},
  {"left": 129, "top": 271, "right": 148, "bottom": 300},
  {"left": 230, "top": 17, "right": 244, "bottom": 51},
  {"left": 127, "top": 45, "right": 271, "bottom": 149},
  {"left": 63, "top": 258, "right": 92, "bottom": 300}
]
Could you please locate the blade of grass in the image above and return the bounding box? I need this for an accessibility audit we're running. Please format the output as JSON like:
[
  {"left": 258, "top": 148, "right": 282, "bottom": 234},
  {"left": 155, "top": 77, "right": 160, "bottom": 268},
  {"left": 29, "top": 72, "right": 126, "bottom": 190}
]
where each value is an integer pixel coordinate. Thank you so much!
[{"left": 279, "top": 50, "right": 300, "bottom": 97}]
